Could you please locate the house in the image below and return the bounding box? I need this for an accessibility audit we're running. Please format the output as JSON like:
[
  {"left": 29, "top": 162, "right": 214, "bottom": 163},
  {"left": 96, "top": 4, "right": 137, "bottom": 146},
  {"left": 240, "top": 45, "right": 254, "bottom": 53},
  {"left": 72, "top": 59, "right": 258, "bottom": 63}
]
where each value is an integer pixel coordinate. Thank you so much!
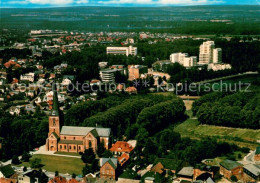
[
  {"left": 219, "top": 159, "right": 243, "bottom": 180},
  {"left": 110, "top": 141, "right": 135, "bottom": 156},
  {"left": 18, "top": 170, "right": 48, "bottom": 183},
  {"left": 0, "top": 165, "right": 15, "bottom": 178},
  {"left": 48, "top": 175, "right": 67, "bottom": 183},
  {"left": 177, "top": 167, "right": 194, "bottom": 182},
  {"left": 243, "top": 164, "right": 260, "bottom": 182},
  {"left": 0, "top": 177, "right": 17, "bottom": 183},
  {"left": 24, "top": 104, "right": 36, "bottom": 114},
  {"left": 62, "top": 78, "right": 72, "bottom": 86},
  {"left": 125, "top": 87, "right": 137, "bottom": 94},
  {"left": 193, "top": 164, "right": 219, "bottom": 181},
  {"left": 117, "top": 153, "right": 130, "bottom": 166},
  {"left": 254, "top": 147, "right": 260, "bottom": 161},
  {"left": 9, "top": 106, "right": 23, "bottom": 116},
  {"left": 100, "top": 158, "right": 118, "bottom": 180},
  {"left": 152, "top": 158, "right": 182, "bottom": 175},
  {"left": 128, "top": 65, "right": 148, "bottom": 80},
  {"left": 20, "top": 73, "right": 35, "bottom": 82}
]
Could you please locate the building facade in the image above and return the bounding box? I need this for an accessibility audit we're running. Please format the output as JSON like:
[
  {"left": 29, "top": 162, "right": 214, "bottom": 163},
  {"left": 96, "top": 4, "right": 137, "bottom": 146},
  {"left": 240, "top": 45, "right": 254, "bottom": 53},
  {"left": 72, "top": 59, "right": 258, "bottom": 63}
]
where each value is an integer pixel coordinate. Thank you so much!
[
  {"left": 46, "top": 84, "right": 111, "bottom": 153},
  {"left": 106, "top": 46, "right": 137, "bottom": 56},
  {"left": 199, "top": 41, "right": 222, "bottom": 65},
  {"left": 128, "top": 65, "right": 148, "bottom": 80},
  {"left": 170, "top": 53, "right": 197, "bottom": 68},
  {"left": 219, "top": 160, "right": 243, "bottom": 180},
  {"left": 100, "top": 158, "right": 118, "bottom": 180}
]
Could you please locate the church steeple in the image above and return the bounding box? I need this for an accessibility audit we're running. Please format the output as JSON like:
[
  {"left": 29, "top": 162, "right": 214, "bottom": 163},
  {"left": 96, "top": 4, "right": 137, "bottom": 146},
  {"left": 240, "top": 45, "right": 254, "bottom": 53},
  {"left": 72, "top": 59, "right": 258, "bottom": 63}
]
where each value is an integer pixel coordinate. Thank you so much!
[
  {"left": 51, "top": 82, "right": 59, "bottom": 116},
  {"left": 48, "top": 82, "right": 61, "bottom": 137}
]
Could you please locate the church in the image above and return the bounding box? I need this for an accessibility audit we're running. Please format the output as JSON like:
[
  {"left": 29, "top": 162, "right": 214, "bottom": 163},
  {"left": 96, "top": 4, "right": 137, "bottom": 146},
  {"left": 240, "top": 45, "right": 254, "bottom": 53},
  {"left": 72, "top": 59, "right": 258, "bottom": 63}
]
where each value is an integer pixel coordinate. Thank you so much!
[{"left": 46, "top": 84, "right": 111, "bottom": 153}]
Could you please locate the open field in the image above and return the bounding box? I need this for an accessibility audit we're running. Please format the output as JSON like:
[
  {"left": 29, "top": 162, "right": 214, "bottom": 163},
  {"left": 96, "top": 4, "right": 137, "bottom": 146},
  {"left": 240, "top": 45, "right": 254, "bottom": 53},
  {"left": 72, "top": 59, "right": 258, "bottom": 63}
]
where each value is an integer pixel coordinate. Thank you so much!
[
  {"left": 20, "top": 154, "right": 84, "bottom": 175},
  {"left": 174, "top": 118, "right": 260, "bottom": 149}
]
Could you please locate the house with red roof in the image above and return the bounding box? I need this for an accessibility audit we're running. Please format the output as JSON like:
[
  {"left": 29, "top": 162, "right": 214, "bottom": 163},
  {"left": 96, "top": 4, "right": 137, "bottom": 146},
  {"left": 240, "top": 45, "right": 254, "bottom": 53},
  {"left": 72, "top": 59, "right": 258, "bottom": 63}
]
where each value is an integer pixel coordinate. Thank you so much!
[{"left": 110, "top": 141, "right": 135, "bottom": 156}]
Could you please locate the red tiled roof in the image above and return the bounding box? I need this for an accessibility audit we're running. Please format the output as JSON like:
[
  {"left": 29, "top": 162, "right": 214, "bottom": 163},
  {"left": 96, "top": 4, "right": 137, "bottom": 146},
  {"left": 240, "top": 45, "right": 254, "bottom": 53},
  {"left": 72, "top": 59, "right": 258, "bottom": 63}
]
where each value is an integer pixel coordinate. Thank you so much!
[
  {"left": 0, "top": 178, "right": 17, "bottom": 183},
  {"left": 117, "top": 153, "right": 130, "bottom": 166},
  {"left": 4, "top": 61, "right": 16, "bottom": 68},
  {"left": 48, "top": 176, "right": 67, "bottom": 183},
  {"left": 90, "top": 80, "right": 100, "bottom": 84},
  {"left": 110, "top": 141, "right": 134, "bottom": 153},
  {"left": 68, "top": 179, "right": 79, "bottom": 183},
  {"left": 125, "top": 87, "right": 137, "bottom": 92}
]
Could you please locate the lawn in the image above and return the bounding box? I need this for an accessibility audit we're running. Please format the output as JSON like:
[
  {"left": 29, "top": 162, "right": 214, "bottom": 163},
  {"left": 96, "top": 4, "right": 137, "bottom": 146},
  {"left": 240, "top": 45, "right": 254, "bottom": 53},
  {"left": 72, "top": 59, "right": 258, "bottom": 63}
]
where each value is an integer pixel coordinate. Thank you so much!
[
  {"left": 54, "top": 151, "right": 81, "bottom": 157},
  {"left": 20, "top": 154, "right": 84, "bottom": 175},
  {"left": 174, "top": 118, "right": 260, "bottom": 150}
]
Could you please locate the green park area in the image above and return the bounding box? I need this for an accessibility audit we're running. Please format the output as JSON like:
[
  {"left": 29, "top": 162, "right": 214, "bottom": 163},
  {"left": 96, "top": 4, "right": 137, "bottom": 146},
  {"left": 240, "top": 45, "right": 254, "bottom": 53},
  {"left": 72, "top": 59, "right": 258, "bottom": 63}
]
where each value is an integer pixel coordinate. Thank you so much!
[
  {"left": 174, "top": 118, "right": 260, "bottom": 150},
  {"left": 20, "top": 154, "right": 84, "bottom": 175}
]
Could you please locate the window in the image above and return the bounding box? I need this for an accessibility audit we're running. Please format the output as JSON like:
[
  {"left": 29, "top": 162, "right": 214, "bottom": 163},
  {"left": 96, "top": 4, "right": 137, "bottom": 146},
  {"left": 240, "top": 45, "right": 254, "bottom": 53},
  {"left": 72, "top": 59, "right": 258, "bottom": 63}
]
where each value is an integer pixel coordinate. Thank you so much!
[
  {"left": 74, "top": 146, "right": 76, "bottom": 150},
  {"left": 73, "top": 137, "right": 75, "bottom": 140},
  {"left": 89, "top": 141, "right": 92, "bottom": 148},
  {"left": 64, "top": 137, "right": 66, "bottom": 139},
  {"left": 52, "top": 118, "right": 56, "bottom": 126},
  {"left": 65, "top": 145, "right": 66, "bottom": 149},
  {"left": 69, "top": 146, "right": 71, "bottom": 149},
  {"left": 60, "top": 145, "right": 62, "bottom": 149},
  {"left": 79, "top": 146, "right": 81, "bottom": 150}
]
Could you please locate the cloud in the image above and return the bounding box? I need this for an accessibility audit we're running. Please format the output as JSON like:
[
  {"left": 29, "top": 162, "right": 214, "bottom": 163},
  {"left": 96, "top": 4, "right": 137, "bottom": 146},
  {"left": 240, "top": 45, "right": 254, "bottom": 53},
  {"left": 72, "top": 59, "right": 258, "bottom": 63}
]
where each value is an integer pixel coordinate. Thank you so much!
[
  {"left": 7, "top": 0, "right": 88, "bottom": 4},
  {"left": 98, "top": 0, "right": 153, "bottom": 4},
  {"left": 97, "top": 0, "right": 223, "bottom": 5}
]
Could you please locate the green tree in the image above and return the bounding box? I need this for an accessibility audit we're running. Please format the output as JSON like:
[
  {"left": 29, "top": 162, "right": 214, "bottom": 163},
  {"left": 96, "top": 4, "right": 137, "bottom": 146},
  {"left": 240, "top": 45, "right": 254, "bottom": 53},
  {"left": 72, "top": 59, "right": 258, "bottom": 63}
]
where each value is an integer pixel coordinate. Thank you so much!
[{"left": 31, "top": 158, "right": 42, "bottom": 168}]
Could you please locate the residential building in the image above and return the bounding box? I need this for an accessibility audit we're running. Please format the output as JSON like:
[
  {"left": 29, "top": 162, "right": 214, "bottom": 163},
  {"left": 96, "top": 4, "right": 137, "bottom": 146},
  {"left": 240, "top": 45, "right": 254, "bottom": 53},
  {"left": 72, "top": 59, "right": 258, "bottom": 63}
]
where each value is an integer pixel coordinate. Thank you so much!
[
  {"left": 207, "top": 63, "right": 232, "bottom": 71},
  {"left": 213, "top": 48, "right": 222, "bottom": 64},
  {"left": 0, "top": 177, "right": 17, "bottom": 183},
  {"left": 100, "top": 65, "right": 126, "bottom": 83},
  {"left": 184, "top": 56, "right": 197, "bottom": 68},
  {"left": 100, "top": 158, "right": 118, "bottom": 180},
  {"left": 128, "top": 65, "right": 148, "bottom": 80},
  {"left": 106, "top": 46, "right": 137, "bottom": 56},
  {"left": 177, "top": 167, "right": 194, "bottom": 182},
  {"left": 20, "top": 73, "right": 35, "bottom": 82},
  {"left": 243, "top": 164, "right": 260, "bottom": 182},
  {"left": 254, "top": 147, "right": 260, "bottom": 161},
  {"left": 110, "top": 141, "right": 135, "bottom": 156},
  {"left": 199, "top": 41, "right": 222, "bottom": 65},
  {"left": 193, "top": 164, "right": 219, "bottom": 181},
  {"left": 199, "top": 41, "right": 215, "bottom": 64},
  {"left": 18, "top": 170, "right": 48, "bottom": 183},
  {"left": 170, "top": 53, "right": 197, "bottom": 68},
  {"left": 170, "top": 52, "right": 188, "bottom": 65},
  {"left": 219, "top": 160, "right": 243, "bottom": 180},
  {"left": 46, "top": 84, "right": 111, "bottom": 152},
  {"left": 48, "top": 175, "right": 67, "bottom": 183},
  {"left": 0, "top": 165, "right": 15, "bottom": 178}
]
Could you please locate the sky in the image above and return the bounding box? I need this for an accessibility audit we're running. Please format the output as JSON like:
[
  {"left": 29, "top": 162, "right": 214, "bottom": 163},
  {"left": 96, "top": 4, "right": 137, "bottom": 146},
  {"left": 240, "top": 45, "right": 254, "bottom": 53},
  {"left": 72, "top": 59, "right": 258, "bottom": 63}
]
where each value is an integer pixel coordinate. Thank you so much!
[{"left": 1, "top": 0, "right": 260, "bottom": 8}]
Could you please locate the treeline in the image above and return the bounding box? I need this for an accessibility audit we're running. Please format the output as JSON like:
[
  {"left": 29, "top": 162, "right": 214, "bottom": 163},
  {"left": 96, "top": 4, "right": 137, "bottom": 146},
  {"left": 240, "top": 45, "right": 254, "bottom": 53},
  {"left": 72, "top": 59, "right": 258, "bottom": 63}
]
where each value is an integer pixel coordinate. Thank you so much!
[
  {"left": 192, "top": 91, "right": 260, "bottom": 129},
  {"left": 83, "top": 94, "right": 182, "bottom": 138},
  {"left": 0, "top": 111, "right": 48, "bottom": 161},
  {"left": 64, "top": 95, "right": 129, "bottom": 126}
]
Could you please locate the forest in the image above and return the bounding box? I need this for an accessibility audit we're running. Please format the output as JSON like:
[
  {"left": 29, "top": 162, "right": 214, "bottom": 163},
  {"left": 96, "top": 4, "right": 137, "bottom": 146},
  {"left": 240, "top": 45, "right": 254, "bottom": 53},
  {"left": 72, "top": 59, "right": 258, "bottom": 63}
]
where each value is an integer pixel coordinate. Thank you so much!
[{"left": 192, "top": 90, "right": 260, "bottom": 129}]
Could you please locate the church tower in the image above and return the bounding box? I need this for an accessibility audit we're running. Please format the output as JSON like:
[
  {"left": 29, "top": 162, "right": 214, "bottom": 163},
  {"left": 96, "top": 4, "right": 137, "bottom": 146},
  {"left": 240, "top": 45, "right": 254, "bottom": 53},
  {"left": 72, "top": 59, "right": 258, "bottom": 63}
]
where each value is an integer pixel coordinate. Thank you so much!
[
  {"left": 46, "top": 82, "right": 61, "bottom": 151},
  {"left": 48, "top": 82, "right": 61, "bottom": 136}
]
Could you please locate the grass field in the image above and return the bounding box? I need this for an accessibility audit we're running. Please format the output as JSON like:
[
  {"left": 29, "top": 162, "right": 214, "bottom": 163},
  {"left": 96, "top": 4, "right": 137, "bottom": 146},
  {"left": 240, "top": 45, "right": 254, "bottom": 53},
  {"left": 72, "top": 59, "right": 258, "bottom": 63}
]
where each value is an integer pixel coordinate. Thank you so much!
[
  {"left": 20, "top": 154, "right": 84, "bottom": 175},
  {"left": 54, "top": 151, "right": 81, "bottom": 157},
  {"left": 174, "top": 118, "right": 260, "bottom": 149}
]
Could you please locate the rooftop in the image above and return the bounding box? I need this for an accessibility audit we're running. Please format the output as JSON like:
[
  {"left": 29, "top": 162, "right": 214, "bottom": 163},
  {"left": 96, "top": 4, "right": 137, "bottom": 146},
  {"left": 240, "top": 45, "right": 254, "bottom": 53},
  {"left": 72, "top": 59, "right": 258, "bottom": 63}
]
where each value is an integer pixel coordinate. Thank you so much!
[
  {"left": 60, "top": 126, "right": 110, "bottom": 137},
  {"left": 220, "top": 160, "right": 242, "bottom": 170}
]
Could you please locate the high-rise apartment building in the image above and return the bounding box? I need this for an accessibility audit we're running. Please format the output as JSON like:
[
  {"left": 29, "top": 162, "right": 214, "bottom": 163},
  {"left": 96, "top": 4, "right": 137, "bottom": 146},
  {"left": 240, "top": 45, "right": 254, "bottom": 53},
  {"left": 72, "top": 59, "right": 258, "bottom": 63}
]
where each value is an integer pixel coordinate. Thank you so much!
[{"left": 199, "top": 41, "right": 222, "bottom": 64}]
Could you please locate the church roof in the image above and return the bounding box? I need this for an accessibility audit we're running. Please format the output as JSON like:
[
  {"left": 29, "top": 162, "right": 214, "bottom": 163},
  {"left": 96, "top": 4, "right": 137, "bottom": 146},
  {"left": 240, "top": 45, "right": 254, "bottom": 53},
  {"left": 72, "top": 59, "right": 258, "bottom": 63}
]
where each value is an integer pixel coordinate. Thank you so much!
[{"left": 60, "top": 126, "right": 110, "bottom": 137}]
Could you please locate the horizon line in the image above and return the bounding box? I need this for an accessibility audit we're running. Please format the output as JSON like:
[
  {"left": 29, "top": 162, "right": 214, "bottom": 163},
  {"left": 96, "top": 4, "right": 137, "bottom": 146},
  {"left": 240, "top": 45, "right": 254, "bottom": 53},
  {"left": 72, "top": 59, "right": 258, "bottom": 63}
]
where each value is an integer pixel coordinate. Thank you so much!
[{"left": 1, "top": 4, "right": 260, "bottom": 9}]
